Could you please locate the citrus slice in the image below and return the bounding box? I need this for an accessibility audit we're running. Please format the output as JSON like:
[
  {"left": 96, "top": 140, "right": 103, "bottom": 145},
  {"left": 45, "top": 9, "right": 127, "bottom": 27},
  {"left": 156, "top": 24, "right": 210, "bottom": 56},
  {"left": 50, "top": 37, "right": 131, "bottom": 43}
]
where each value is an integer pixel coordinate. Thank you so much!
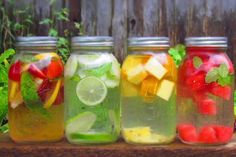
[
  {"left": 76, "top": 76, "right": 107, "bottom": 106},
  {"left": 65, "top": 56, "right": 78, "bottom": 78},
  {"left": 78, "top": 54, "right": 111, "bottom": 69},
  {"left": 66, "top": 111, "right": 96, "bottom": 134}
]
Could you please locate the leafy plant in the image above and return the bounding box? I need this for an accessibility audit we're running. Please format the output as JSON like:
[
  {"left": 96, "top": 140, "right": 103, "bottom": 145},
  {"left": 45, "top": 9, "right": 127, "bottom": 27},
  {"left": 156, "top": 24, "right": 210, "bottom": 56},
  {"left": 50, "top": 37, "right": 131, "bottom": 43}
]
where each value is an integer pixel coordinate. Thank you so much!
[
  {"left": 0, "top": 49, "right": 15, "bottom": 133},
  {"left": 168, "top": 44, "right": 186, "bottom": 67}
]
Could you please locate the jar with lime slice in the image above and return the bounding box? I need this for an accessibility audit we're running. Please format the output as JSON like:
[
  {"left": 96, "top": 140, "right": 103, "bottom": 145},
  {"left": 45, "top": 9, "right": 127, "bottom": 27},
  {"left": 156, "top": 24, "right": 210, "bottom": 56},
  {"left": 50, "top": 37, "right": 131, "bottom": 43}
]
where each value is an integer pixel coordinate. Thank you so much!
[
  {"left": 8, "top": 37, "right": 64, "bottom": 143},
  {"left": 121, "top": 37, "right": 177, "bottom": 144},
  {"left": 65, "top": 37, "right": 120, "bottom": 144}
]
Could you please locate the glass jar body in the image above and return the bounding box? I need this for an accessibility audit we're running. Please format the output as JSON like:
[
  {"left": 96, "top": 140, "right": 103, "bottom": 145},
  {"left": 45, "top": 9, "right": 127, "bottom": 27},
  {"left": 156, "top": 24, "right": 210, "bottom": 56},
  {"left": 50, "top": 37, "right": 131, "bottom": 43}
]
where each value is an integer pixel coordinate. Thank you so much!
[{"left": 177, "top": 47, "right": 234, "bottom": 145}]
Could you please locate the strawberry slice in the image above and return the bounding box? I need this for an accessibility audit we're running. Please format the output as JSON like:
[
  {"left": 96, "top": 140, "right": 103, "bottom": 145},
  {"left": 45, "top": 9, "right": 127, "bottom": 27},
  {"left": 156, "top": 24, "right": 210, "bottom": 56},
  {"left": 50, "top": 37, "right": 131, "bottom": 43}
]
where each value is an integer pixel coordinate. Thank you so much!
[
  {"left": 209, "top": 83, "right": 231, "bottom": 100},
  {"left": 198, "top": 98, "right": 216, "bottom": 115},
  {"left": 178, "top": 124, "right": 198, "bottom": 142},
  {"left": 213, "top": 125, "right": 233, "bottom": 143},
  {"left": 186, "top": 72, "right": 206, "bottom": 91},
  {"left": 28, "top": 64, "right": 47, "bottom": 79},
  {"left": 46, "top": 60, "right": 64, "bottom": 79},
  {"left": 199, "top": 126, "right": 217, "bottom": 143},
  {"left": 53, "top": 86, "right": 64, "bottom": 105},
  {"left": 9, "top": 61, "right": 21, "bottom": 82},
  {"left": 37, "top": 79, "right": 52, "bottom": 102}
]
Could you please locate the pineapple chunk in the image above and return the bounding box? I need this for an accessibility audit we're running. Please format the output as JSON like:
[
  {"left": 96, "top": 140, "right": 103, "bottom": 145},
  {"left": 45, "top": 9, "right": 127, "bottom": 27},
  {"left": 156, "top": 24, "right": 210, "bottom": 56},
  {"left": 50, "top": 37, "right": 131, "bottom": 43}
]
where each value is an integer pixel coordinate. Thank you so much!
[
  {"left": 140, "top": 77, "right": 159, "bottom": 97},
  {"left": 122, "top": 127, "right": 151, "bottom": 141},
  {"left": 144, "top": 57, "right": 167, "bottom": 80},
  {"left": 156, "top": 80, "right": 175, "bottom": 101},
  {"left": 127, "top": 64, "right": 148, "bottom": 85},
  {"left": 122, "top": 80, "right": 139, "bottom": 97}
]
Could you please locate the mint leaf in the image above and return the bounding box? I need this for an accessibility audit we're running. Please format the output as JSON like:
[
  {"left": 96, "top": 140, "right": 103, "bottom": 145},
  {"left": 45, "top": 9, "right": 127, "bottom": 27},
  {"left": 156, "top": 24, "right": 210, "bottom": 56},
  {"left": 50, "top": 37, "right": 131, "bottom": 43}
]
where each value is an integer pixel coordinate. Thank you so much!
[
  {"left": 0, "top": 49, "right": 15, "bottom": 64},
  {"left": 218, "top": 75, "right": 232, "bottom": 86},
  {"left": 21, "top": 72, "right": 50, "bottom": 118},
  {"left": 193, "top": 56, "right": 203, "bottom": 69},
  {"left": 205, "top": 69, "right": 219, "bottom": 83},
  {"left": 218, "top": 63, "right": 229, "bottom": 78},
  {"left": 84, "top": 63, "right": 112, "bottom": 77},
  {"left": 168, "top": 44, "right": 186, "bottom": 67},
  {"left": 0, "top": 88, "right": 8, "bottom": 123}
]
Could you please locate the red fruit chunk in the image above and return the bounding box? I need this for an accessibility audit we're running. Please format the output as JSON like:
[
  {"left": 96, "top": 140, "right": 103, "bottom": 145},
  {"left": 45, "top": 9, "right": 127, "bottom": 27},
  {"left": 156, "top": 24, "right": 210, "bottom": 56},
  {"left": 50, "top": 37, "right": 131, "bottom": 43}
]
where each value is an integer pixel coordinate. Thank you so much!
[
  {"left": 209, "top": 83, "right": 231, "bottom": 100},
  {"left": 38, "top": 79, "right": 52, "bottom": 102},
  {"left": 186, "top": 72, "right": 206, "bottom": 91},
  {"left": 214, "top": 126, "right": 233, "bottom": 143},
  {"left": 28, "top": 64, "right": 47, "bottom": 79},
  {"left": 198, "top": 99, "right": 216, "bottom": 115},
  {"left": 54, "top": 86, "right": 64, "bottom": 105},
  {"left": 199, "top": 126, "right": 217, "bottom": 143},
  {"left": 9, "top": 61, "right": 21, "bottom": 81},
  {"left": 46, "top": 60, "right": 64, "bottom": 79},
  {"left": 178, "top": 124, "right": 198, "bottom": 142}
]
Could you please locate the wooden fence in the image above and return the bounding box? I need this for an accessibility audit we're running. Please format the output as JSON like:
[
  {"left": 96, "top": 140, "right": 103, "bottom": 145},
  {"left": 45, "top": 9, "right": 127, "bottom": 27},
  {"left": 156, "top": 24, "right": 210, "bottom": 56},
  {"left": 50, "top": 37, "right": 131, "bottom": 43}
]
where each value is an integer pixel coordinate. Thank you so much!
[{"left": 1, "top": 0, "right": 236, "bottom": 63}]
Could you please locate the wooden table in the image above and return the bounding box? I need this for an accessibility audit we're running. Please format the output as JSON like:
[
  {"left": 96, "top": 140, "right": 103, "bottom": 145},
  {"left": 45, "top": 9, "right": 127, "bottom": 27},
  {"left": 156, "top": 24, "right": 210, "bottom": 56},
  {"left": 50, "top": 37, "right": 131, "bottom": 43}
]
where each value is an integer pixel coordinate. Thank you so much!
[{"left": 1, "top": 135, "right": 236, "bottom": 157}]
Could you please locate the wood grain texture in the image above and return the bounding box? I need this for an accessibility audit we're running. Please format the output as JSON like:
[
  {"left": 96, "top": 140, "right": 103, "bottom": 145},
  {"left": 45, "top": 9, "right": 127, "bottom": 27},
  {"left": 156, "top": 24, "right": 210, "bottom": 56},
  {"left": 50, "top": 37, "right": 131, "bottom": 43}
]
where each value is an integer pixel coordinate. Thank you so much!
[{"left": 1, "top": 136, "right": 236, "bottom": 157}]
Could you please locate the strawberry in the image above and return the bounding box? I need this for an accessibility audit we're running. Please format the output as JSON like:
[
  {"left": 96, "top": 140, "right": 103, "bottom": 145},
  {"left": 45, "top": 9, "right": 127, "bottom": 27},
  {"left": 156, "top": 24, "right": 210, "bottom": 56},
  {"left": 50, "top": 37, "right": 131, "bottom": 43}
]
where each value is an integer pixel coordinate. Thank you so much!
[
  {"left": 178, "top": 124, "right": 198, "bottom": 142},
  {"left": 28, "top": 64, "right": 47, "bottom": 79},
  {"left": 46, "top": 60, "right": 64, "bottom": 79},
  {"left": 197, "top": 98, "right": 216, "bottom": 115},
  {"left": 9, "top": 61, "right": 21, "bottom": 82},
  {"left": 198, "top": 126, "right": 217, "bottom": 143},
  {"left": 213, "top": 125, "right": 233, "bottom": 143},
  {"left": 209, "top": 83, "right": 231, "bottom": 100}
]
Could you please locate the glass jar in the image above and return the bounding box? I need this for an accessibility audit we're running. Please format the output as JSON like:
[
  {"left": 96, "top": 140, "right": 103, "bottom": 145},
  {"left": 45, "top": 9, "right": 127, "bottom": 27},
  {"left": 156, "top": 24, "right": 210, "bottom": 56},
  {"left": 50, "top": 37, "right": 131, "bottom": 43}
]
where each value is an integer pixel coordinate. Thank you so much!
[
  {"left": 177, "top": 37, "right": 234, "bottom": 145},
  {"left": 8, "top": 37, "right": 64, "bottom": 143},
  {"left": 121, "top": 37, "right": 177, "bottom": 144},
  {"left": 65, "top": 36, "right": 120, "bottom": 144}
]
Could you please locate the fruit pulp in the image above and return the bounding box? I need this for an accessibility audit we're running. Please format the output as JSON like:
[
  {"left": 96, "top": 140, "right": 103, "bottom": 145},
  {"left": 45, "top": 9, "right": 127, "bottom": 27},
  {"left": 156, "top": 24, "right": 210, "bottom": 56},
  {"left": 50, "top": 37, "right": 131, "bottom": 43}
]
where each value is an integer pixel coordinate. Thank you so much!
[
  {"left": 121, "top": 53, "right": 177, "bottom": 144},
  {"left": 64, "top": 53, "right": 120, "bottom": 144},
  {"left": 177, "top": 48, "right": 234, "bottom": 145}
]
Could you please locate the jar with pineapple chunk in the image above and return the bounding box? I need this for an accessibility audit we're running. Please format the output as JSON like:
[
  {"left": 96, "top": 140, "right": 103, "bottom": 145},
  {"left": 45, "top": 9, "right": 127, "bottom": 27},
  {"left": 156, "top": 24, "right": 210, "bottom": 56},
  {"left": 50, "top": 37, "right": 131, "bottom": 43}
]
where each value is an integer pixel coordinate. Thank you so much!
[{"left": 121, "top": 37, "right": 177, "bottom": 144}]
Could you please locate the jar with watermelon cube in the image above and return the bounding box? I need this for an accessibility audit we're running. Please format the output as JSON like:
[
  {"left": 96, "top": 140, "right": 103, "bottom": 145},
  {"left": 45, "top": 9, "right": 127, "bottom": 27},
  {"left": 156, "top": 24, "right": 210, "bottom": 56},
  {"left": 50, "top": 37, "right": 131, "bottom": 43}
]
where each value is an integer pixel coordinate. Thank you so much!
[
  {"left": 177, "top": 37, "right": 234, "bottom": 145},
  {"left": 65, "top": 37, "right": 120, "bottom": 144},
  {"left": 8, "top": 37, "right": 64, "bottom": 143},
  {"left": 121, "top": 37, "right": 177, "bottom": 144}
]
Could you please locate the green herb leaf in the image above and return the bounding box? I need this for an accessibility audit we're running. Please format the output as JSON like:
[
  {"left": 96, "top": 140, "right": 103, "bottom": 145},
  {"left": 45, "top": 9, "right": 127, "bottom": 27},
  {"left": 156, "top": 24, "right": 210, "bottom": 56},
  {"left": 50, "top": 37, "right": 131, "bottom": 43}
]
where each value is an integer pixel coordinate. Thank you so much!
[
  {"left": 193, "top": 56, "right": 203, "bottom": 69},
  {"left": 0, "top": 88, "right": 8, "bottom": 123},
  {"left": 205, "top": 69, "right": 219, "bottom": 83},
  {"left": 0, "top": 49, "right": 15, "bottom": 64},
  {"left": 21, "top": 72, "right": 50, "bottom": 118},
  {"left": 84, "top": 63, "right": 112, "bottom": 77},
  {"left": 218, "top": 75, "right": 232, "bottom": 86},
  {"left": 49, "top": 28, "right": 58, "bottom": 37},
  {"left": 0, "top": 123, "right": 9, "bottom": 133},
  {"left": 218, "top": 63, "right": 229, "bottom": 78},
  {"left": 168, "top": 44, "right": 186, "bottom": 67}
]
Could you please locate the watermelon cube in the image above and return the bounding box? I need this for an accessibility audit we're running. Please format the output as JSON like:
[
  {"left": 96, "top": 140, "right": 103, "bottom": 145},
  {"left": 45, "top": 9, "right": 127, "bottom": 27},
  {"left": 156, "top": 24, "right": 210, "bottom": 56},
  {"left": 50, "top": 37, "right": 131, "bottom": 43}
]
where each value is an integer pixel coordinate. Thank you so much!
[
  {"left": 213, "top": 125, "right": 233, "bottom": 143},
  {"left": 199, "top": 126, "right": 217, "bottom": 143},
  {"left": 178, "top": 124, "right": 198, "bottom": 142},
  {"left": 198, "top": 98, "right": 217, "bottom": 115},
  {"left": 209, "top": 83, "right": 231, "bottom": 100},
  {"left": 186, "top": 72, "right": 206, "bottom": 91}
]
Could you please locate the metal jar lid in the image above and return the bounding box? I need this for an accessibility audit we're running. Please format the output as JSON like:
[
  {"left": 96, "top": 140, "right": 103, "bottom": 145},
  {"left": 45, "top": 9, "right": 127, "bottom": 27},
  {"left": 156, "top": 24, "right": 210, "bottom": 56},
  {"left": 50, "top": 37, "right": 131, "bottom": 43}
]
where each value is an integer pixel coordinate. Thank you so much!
[
  {"left": 15, "top": 36, "right": 57, "bottom": 47},
  {"left": 71, "top": 36, "right": 114, "bottom": 47},
  {"left": 185, "top": 37, "right": 227, "bottom": 47},
  {"left": 128, "top": 37, "right": 170, "bottom": 47}
]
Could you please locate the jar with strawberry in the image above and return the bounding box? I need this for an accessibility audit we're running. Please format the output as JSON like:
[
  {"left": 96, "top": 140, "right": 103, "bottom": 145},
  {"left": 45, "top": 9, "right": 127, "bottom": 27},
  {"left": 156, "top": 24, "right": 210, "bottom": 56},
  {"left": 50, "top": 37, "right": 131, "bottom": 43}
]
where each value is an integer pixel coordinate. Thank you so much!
[
  {"left": 8, "top": 37, "right": 64, "bottom": 143},
  {"left": 177, "top": 37, "right": 234, "bottom": 145}
]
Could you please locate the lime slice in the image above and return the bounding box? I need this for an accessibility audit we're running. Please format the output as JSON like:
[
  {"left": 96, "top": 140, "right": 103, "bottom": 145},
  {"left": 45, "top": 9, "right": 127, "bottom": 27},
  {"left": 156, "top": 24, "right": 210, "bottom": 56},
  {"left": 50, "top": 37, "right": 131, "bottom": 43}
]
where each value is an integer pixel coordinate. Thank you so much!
[
  {"left": 66, "top": 111, "right": 96, "bottom": 134},
  {"left": 65, "top": 56, "right": 78, "bottom": 78},
  {"left": 78, "top": 54, "right": 112, "bottom": 69},
  {"left": 76, "top": 76, "right": 107, "bottom": 106}
]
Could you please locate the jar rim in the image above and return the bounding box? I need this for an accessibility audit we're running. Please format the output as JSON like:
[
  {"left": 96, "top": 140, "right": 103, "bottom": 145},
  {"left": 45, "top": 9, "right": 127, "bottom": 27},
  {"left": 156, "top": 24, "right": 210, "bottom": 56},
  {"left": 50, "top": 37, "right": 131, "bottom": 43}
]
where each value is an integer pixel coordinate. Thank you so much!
[
  {"left": 15, "top": 36, "right": 57, "bottom": 47},
  {"left": 128, "top": 37, "right": 170, "bottom": 47},
  {"left": 185, "top": 37, "right": 227, "bottom": 47}
]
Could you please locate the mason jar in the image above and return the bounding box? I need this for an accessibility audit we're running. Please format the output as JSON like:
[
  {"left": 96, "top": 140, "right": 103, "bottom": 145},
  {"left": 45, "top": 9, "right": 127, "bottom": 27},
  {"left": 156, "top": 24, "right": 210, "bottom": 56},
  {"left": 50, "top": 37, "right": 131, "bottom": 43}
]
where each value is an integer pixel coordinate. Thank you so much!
[
  {"left": 177, "top": 37, "right": 234, "bottom": 145},
  {"left": 8, "top": 37, "right": 64, "bottom": 143},
  {"left": 121, "top": 37, "right": 177, "bottom": 144},
  {"left": 65, "top": 36, "right": 120, "bottom": 144}
]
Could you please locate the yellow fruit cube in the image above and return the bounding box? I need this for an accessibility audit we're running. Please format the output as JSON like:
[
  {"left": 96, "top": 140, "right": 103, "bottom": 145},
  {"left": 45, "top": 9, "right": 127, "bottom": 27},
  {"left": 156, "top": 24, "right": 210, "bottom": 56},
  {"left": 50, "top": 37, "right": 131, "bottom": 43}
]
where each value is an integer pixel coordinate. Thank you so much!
[
  {"left": 144, "top": 57, "right": 167, "bottom": 80},
  {"left": 127, "top": 64, "right": 148, "bottom": 85},
  {"left": 122, "top": 127, "right": 151, "bottom": 142},
  {"left": 122, "top": 79, "right": 139, "bottom": 97},
  {"left": 140, "top": 77, "right": 159, "bottom": 97},
  {"left": 156, "top": 79, "right": 175, "bottom": 101}
]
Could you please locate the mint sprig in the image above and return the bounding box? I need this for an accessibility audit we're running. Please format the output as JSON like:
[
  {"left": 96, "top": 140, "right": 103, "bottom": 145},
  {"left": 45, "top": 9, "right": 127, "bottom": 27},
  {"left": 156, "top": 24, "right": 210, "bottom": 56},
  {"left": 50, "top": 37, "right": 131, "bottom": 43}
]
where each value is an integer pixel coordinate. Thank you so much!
[
  {"left": 193, "top": 56, "right": 203, "bottom": 69},
  {"left": 168, "top": 44, "right": 186, "bottom": 67},
  {"left": 205, "top": 63, "right": 232, "bottom": 86}
]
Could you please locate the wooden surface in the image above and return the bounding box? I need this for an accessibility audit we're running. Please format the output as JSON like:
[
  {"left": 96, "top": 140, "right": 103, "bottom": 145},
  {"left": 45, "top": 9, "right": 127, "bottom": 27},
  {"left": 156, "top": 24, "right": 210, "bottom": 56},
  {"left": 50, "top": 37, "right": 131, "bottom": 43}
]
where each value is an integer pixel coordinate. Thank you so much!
[
  {"left": 1, "top": 0, "right": 236, "bottom": 63},
  {"left": 1, "top": 135, "right": 236, "bottom": 157}
]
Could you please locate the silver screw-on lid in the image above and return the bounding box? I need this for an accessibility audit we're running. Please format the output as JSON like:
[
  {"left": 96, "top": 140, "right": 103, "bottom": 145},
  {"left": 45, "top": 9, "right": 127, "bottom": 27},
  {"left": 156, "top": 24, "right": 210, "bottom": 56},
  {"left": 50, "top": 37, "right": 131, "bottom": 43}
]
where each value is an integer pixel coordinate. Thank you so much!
[
  {"left": 185, "top": 37, "right": 227, "bottom": 47},
  {"left": 128, "top": 37, "right": 170, "bottom": 47},
  {"left": 71, "top": 36, "right": 114, "bottom": 47},
  {"left": 15, "top": 36, "right": 57, "bottom": 47}
]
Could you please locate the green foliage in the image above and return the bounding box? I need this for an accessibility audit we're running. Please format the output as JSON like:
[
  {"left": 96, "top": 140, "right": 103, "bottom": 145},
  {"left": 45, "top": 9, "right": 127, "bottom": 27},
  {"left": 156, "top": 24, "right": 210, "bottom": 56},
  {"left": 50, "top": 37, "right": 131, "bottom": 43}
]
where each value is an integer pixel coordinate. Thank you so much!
[
  {"left": 168, "top": 44, "right": 186, "bottom": 67},
  {"left": 205, "top": 63, "right": 232, "bottom": 86},
  {"left": 0, "top": 49, "right": 15, "bottom": 129}
]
